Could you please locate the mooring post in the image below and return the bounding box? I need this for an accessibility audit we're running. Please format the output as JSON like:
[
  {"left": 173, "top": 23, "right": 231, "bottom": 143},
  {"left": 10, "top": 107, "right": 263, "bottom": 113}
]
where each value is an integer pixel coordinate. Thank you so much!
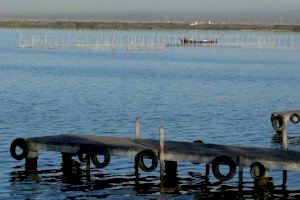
[
  {"left": 25, "top": 158, "right": 38, "bottom": 171},
  {"left": 163, "top": 161, "right": 178, "bottom": 188},
  {"left": 159, "top": 127, "right": 165, "bottom": 182},
  {"left": 25, "top": 144, "right": 39, "bottom": 171},
  {"left": 135, "top": 118, "right": 141, "bottom": 139},
  {"left": 62, "top": 153, "right": 73, "bottom": 176}
]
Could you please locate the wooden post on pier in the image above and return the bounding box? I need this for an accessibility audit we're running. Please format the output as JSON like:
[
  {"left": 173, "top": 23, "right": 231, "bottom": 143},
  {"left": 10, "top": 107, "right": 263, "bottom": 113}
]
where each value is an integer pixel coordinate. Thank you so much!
[
  {"left": 135, "top": 118, "right": 140, "bottom": 139},
  {"left": 159, "top": 127, "right": 178, "bottom": 188},
  {"left": 159, "top": 127, "right": 165, "bottom": 182}
]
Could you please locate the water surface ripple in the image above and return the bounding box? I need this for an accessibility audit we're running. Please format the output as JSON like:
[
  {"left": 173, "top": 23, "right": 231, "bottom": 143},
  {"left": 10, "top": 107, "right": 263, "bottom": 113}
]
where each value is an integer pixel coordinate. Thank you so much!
[{"left": 1, "top": 29, "right": 300, "bottom": 199}]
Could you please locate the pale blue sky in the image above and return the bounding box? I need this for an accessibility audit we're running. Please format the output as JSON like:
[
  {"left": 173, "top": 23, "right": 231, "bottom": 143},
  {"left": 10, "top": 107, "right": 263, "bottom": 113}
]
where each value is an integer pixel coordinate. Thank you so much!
[{"left": 1, "top": 0, "right": 299, "bottom": 14}]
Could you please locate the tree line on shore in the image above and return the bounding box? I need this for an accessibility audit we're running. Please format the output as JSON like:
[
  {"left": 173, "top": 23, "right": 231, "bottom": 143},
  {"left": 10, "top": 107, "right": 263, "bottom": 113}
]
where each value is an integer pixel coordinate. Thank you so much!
[{"left": 0, "top": 20, "right": 299, "bottom": 32}]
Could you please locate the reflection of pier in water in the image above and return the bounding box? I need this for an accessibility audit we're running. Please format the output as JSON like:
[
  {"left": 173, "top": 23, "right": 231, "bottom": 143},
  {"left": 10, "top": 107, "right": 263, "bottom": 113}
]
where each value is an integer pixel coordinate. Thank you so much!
[
  {"left": 18, "top": 32, "right": 300, "bottom": 51},
  {"left": 9, "top": 167, "right": 300, "bottom": 199}
]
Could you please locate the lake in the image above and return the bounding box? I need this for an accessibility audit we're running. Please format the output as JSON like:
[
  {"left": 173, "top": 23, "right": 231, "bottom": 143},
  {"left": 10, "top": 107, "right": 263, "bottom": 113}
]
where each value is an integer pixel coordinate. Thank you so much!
[{"left": 1, "top": 28, "right": 300, "bottom": 199}]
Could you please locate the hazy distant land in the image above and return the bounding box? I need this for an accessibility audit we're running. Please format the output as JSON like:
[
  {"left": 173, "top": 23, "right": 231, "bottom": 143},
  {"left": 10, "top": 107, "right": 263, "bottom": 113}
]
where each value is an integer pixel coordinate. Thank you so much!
[{"left": 0, "top": 20, "right": 300, "bottom": 32}]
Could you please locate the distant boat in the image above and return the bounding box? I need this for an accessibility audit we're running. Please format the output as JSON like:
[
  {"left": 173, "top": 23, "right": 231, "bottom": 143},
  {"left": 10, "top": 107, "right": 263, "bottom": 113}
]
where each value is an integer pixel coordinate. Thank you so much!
[{"left": 180, "top": 38, "right": 218, "bottom": 45}]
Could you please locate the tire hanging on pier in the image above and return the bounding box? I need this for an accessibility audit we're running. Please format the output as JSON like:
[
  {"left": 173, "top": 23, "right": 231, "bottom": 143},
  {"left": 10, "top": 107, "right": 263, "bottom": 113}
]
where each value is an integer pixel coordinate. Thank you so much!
[
  {"left": 271, "top": 114, "right": 286, "bottom": 131},
  {"left": 135, "top": 149, "right": 158, "bottom": 172},
  {"left": 211, "top": 155, "right": 236, "bottom": 181},
  {"left": 90, "top": 147, "right": 110, "bottom": 168},
  {"left": 250, "top": 162, "right": 267, "bottom": 179},
  {"left": 10, "top": 138, "right": 28, "bottom": 160},
  {"left": 290, "top": 113, "right": 300, "bottom": 124}
]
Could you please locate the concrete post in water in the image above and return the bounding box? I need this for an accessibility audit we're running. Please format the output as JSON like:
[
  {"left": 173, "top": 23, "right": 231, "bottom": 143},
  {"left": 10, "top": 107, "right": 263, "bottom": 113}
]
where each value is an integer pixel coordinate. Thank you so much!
[
  {"left": 159, "top": 127, "right": 165, "bottom": 181},
  {"left": 135, "top": 118, "right": 141, "bottom": 139}
]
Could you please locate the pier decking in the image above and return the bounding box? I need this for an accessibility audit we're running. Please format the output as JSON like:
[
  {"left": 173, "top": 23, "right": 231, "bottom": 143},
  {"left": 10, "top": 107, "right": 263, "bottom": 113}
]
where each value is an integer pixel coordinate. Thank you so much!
[{"left": 25, "top": 133, "right": 300, "bottom": 171}]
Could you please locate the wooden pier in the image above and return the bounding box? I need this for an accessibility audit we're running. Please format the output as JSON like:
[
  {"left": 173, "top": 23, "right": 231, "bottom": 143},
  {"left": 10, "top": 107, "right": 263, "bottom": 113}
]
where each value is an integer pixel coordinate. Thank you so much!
[{"left": 10, "top": 112, "right": 300, "bottom": 188}]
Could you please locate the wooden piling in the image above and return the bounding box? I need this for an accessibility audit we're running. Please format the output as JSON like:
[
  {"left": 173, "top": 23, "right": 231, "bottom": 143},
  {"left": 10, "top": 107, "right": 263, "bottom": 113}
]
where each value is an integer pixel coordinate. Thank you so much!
[
  {"left": 62, "top": 153, "right": 73, "bottom": 176},
  {"left": 25, "top": 144, "right": 39, "bottom": 171},
  {"left": 25, "top": 158, "right": 37, "bottom": 171},
  {"left": 159, "top": 127, "right": 165, "bottom": 181},
  {"left": 163, "top": 161, "right": 178, "bottom": 188}
]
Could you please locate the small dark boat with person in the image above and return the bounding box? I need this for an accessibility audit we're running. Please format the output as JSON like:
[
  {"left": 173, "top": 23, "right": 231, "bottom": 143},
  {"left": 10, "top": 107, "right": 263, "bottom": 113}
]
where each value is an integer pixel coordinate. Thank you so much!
[{"left": 180, "top": 38, "right": 218, "bottom": 45}]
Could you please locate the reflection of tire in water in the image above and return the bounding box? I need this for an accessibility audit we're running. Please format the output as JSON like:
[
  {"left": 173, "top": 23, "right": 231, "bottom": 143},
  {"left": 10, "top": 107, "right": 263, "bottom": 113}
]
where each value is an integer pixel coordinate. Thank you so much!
[
  {"left": 135, "top": 149, "right": 158, "bottom": 172},
  {"left": 212, "top": 155, "right": 236, "bottom": 181},
  {"left": 250, "top": 162, "right": 266, "bottom": 179},
  {"left": 10, "top": 138, "right": 28, "bottom": 160}
]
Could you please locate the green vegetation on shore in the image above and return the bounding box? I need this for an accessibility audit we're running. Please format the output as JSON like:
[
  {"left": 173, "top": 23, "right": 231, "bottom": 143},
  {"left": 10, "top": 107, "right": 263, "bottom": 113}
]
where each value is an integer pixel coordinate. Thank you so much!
[{"left": 1, "top": 20, "right": 300, "bottom": 32}]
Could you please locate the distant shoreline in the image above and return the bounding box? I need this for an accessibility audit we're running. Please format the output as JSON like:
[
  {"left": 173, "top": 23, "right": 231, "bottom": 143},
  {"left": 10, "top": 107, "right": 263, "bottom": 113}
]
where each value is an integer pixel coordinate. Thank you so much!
[{"left": 0, "top": 20, "right": 300, "bottom": 32}]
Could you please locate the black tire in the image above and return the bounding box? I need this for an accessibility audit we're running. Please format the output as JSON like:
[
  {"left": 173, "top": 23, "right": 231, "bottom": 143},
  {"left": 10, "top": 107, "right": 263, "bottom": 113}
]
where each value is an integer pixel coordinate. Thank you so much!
[
  {"left": 290, "top": 114, "right": 300, "bottom": 124},
  {"left": 136, "top": 149, "right": 158, "bottom": 172},
  {"left": 90, "top": 148, "right": 110, "bottom": 168},
  {"left": 271, "top": 114, "right": 285, "bottom": 131},
  {"left": 212, "top": 155, "right": 236, "bottom": 181},
  {"left": 10, "top": 138, "right": 28, "bottom": 160},
  {"left": 250, "top": 162, "right": 266, "bottom": 179}
]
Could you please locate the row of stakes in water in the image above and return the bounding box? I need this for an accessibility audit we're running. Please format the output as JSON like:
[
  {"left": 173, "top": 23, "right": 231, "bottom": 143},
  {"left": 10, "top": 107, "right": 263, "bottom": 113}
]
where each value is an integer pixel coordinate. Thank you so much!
[{"left": 18, "top": 33, "right": 300, "bottom": 51}]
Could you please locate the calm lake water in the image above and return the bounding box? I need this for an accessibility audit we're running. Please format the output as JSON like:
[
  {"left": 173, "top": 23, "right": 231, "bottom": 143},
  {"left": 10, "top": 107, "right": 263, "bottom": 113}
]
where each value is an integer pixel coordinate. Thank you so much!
[{"left": 1, "top": 28, "right": 300, "bottom": 199}]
